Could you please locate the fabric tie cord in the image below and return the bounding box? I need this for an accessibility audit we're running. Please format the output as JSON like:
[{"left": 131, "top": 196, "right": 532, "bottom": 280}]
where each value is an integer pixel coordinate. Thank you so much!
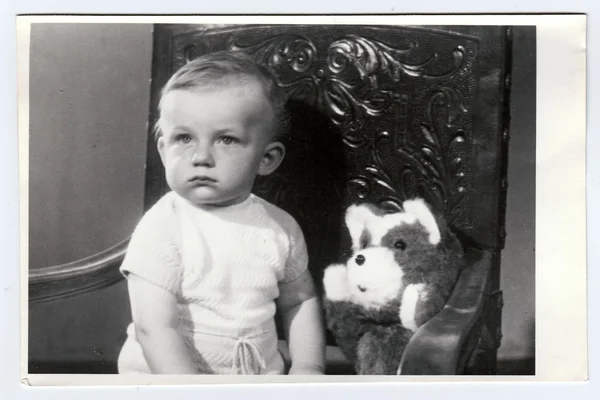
[{"left": 232, "top": 335, "right": 266, "bottom": 374}]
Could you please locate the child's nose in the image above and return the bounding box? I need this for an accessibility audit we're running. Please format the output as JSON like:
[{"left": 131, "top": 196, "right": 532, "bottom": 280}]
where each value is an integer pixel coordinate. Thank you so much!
[{"left": 191, "top": 146, "right": 214, "bottom": 167}]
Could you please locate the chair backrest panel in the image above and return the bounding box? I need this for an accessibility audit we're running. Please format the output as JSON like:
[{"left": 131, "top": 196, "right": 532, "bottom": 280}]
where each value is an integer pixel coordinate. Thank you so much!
[{"left": 146, "top": 24, "right": 511, "bottom": 286}]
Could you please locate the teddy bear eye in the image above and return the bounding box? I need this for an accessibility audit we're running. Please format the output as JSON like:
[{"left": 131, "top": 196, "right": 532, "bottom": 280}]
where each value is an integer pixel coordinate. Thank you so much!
[{"left": 394, "top": 240, "right": 407, "bottom": 250}]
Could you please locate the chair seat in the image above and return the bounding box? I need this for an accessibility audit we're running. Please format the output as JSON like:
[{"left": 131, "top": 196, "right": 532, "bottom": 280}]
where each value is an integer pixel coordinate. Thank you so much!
[{"left": 277, "top": 340, "right": 355, "bottom": 375}]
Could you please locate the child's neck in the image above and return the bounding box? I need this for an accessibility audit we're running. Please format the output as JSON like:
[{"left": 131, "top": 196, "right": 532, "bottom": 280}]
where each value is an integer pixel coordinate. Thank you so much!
[{"left": 177, "top": 192, "right": 253, "bottom": 213}]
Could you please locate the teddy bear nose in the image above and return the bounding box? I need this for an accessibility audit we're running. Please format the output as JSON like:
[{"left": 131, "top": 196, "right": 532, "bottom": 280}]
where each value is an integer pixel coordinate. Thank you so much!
[
  {"left": 355, "top": 254, "right": 365, "bottom": 265},
  {"left": 357, "top": 285, "right": 367, "bottom": 292}
]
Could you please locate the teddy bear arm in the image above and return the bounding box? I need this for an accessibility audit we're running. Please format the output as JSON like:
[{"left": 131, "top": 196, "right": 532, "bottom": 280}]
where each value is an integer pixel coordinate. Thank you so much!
[
  {"left": 322, "top": 264, "right": 351, "bottom": 302},
  {"left": 324, "top": 299, "right": 379, "bottom": 364},
  {"left": 356, "top": 326, "right": 413, "bottom": 375},
  {"left": 356, "top": 332, "right": 387, "bottom": 375}
]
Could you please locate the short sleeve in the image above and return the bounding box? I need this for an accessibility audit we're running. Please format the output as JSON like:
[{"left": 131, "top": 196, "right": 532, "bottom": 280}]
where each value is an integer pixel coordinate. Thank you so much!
[
  {"left": 120, "top": 209, "right": 182, "bottom": 295},
  {"left": 280, "top": 216, "right": 309, "bottom": 284}
]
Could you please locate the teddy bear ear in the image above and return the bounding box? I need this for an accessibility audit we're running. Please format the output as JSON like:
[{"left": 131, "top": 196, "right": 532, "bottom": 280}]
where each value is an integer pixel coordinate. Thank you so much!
[
  {"left": 402, "top": 198, "right": 441, "bottom": 245},
  {"left": 345, "top": 204, "right": 378, "bottom": 251}
]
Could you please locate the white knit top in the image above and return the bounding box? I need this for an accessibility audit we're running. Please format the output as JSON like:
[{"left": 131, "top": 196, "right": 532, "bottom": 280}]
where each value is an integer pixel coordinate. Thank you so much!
[{"left": 117, "top": 191, "right": 309, "bottom": 375}]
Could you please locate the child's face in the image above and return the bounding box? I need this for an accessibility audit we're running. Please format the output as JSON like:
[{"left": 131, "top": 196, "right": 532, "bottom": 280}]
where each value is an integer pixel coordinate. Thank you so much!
[{"left": 157, "top": 82, "right": 284, "bottom": 208}]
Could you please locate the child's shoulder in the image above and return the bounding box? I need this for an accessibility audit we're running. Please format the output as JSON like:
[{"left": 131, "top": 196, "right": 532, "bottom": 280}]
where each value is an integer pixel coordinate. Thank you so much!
[
  {"left": 251, "top": 195, "right": 302, "bottom": 236},
  {"left": 133, "top": 191, "right": 179, "bottom": 233}
]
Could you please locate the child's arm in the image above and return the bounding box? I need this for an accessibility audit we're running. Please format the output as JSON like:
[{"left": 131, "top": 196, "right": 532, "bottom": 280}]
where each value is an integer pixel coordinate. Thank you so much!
[
  {"left": 127, "top": 274, "right": 200, "bottom": 374},
  {"left": 277, "top": 270, "right": 326, "bottom": 375}
]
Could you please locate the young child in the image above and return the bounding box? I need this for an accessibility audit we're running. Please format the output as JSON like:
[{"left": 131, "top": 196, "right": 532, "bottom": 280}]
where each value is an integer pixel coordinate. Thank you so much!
[{"left": 117, "top": 51, "right": 326, "bottom": 375}]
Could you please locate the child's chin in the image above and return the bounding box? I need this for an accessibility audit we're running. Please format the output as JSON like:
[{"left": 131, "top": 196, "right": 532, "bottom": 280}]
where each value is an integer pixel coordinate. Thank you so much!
[
  {"left": 185, "top": 189, "right": 220, "bottom": 202},
  {"left": 189, "top": 193, "right": 246, "bottom": 208}
]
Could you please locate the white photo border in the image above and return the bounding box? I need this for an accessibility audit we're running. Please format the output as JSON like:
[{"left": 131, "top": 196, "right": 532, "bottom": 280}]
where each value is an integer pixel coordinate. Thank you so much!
[{"left": 1, "top": 3, "right": 595, "bottom": 399}]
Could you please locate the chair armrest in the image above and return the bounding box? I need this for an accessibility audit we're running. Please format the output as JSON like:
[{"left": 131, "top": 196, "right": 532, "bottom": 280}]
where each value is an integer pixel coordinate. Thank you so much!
[
  {"left": 29, "top": 238, "right": 129, "bottom": 303},
  {"left": 398, "top": 248, "right": 493, "bottom": 375}
]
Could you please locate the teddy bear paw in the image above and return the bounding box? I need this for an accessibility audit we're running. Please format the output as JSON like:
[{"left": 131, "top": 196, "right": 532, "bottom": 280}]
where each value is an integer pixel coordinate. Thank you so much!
[
  {"left": 399, "top": 283, "right": 426, "bottom": 332},
  {"left": 323, "top": 264, "right": 351, "bottom": 301}
]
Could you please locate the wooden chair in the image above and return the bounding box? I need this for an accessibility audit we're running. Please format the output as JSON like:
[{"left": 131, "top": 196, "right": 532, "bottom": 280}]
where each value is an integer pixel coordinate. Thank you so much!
[{"left": 30, "top": 23, "right": 512, "bottom": 375}]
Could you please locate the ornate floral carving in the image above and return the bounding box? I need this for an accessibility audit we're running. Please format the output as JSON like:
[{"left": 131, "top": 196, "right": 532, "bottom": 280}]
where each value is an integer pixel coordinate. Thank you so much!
[
  {"left": 347, "top": 87, "right": 469, "bottom": 220},
  {"left": 349, "top": 131, "right": 419, "bottom": 213},
  {"left": 328, "top": 36, "right": 465, "bottom": 84},
  {"left": 228, "top": 34, "right": 317, "bottom": 73},
  {"left": 418, "top": 87, "right": 468, "bottom": 221},
  {"left": 223, "top": 29, "right": 473, "bottom": 224},
  {"left": 229, "top": 34, "right": 465, "bottom": 148}
]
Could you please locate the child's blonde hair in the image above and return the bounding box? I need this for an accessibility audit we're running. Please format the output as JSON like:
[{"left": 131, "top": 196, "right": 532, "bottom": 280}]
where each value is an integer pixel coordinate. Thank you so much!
[{"left": 154, "top": 50, "right": 289, "bottom": 142}]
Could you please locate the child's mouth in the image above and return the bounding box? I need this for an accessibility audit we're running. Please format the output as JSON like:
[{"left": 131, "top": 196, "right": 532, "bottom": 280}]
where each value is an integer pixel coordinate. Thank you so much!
[{"left": 189, "top": 176, "right": 217, "bottom": 186}]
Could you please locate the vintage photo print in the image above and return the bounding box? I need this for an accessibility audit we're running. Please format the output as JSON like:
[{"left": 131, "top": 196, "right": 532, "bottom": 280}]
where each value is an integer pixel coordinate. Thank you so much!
[{"left": 16, "top": 15, "right": 586, "bottom": 386}]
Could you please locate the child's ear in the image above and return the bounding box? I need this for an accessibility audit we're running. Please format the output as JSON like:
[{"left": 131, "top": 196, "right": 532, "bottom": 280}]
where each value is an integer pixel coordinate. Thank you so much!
[
  {"left": 157, "top": 136, "right": 166, "bottom": 165},
  {"left": 257, "top": 141, "right": 285, "bottom": 176}
]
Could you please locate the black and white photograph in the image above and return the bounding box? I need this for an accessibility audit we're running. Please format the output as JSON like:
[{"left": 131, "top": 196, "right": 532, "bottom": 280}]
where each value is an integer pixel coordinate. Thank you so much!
[{"left": 17, "top": 15, "right": 585, "bottom": 385}]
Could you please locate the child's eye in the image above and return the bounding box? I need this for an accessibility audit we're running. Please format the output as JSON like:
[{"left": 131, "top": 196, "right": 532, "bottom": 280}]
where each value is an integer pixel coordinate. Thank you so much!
[
  {"left": 219, "top": 136, "right": 239, "bottom": 145},
  {"left": 175, "top": 134, "right": 193, "bottom": 144}
]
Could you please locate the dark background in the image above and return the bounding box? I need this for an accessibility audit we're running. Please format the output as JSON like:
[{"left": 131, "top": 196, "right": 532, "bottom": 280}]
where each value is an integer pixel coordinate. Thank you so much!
[{"left": 28, "top": 24, "right": 535, "bottom": 374}]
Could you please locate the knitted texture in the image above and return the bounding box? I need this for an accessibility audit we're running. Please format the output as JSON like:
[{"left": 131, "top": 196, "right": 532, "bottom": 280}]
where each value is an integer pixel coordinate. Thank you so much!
[{"left": 118, "top": 191, "right": 308, "bottom": 375}]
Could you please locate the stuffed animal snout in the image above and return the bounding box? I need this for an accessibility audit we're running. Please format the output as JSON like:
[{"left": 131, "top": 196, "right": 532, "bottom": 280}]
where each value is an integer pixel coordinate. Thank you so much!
[{"left": 346, "top": 246, "right": 404, "bottom": 309}]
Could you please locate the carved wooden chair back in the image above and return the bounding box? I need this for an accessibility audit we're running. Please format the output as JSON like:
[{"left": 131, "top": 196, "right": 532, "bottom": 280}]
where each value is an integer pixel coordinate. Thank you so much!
[{"left": 143, "top": 24, "right": 513, "bottom": 374}]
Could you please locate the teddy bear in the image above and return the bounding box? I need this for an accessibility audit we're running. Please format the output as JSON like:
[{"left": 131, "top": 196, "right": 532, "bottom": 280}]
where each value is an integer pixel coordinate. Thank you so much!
[{"left": 322, "top": 198, "right": 464, "bottom": 375}]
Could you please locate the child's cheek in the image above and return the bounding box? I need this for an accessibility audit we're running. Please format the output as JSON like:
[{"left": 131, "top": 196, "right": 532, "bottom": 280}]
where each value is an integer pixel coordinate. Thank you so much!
[{"left": 168, "top": 151, "right": 187, "bottom": 169}]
